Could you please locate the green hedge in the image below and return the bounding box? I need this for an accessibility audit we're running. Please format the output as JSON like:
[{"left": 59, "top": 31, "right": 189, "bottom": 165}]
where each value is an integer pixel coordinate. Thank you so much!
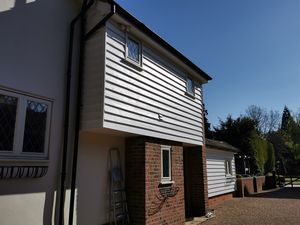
[{"left": 250, "top": 134, "right": 275, "bottom": 175}]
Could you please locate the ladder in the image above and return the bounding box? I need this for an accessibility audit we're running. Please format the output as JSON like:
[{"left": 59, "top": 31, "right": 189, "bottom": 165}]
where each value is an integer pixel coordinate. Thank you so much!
[{"left": 109, "top": 148, "right": 129, "bottom": 225}]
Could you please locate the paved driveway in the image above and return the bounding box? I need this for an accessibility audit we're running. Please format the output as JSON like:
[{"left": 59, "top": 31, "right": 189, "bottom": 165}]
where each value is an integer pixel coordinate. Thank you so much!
[{"left": 204, "top": 187, "right": 300, "bottom": 225}]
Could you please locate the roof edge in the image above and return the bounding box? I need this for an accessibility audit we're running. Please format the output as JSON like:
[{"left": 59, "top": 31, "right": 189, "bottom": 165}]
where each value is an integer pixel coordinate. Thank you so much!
[
  {"left": 205, "top": 138, "right": 239, "bottom": 153},
  {"left": 109, "top": 1, "right": 212, "bottom": 81}
]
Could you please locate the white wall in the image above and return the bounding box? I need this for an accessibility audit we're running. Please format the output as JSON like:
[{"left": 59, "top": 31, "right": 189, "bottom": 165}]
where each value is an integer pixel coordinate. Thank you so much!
[
  {"left": 206, "top": 148, "right": 236, "bottom": 198},
  {"left": 104, "top": 21, "right": 204, "bottom": 146},
  {"left": 0, "top": 1, "right": 78, "bottom": 224},
  {"left": 76, "top": 132, "right": 125, "bottom": 225},
  {"left": 81, "top": 27, "right": 106, "bottom": 129}
]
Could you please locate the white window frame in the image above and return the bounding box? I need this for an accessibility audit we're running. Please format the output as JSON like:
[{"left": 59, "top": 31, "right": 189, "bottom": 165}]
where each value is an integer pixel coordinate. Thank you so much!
[
  {"left": 0, "top": 88, "right": 52, "bottom": 160},
  {"left": 125, "top": 33, "right": 143, "bottom": 67},
  {"left": 161, "top": 145, "right": 172, "bottom": 183},
  {"left": 225, "top": 160, "right": 233, "bottom": 177},
  {"left": 185, "top": 77, "right": 195, "bottom": 97}
]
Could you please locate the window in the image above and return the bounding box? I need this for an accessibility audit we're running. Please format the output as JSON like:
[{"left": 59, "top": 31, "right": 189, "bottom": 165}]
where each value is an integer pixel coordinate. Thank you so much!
[
  {"left": 225, "top": 160, "right": 232, "bottom": 176},
  {"left": 23, "top": 100, "right": 48, "bottom": 153},
  {"left": 161, "top": 145, "right": 171, "bottom": 182},
  {"left": 186, "top": 77, "right": 195, "bottom": 96},
  {"left": 126, "top": 35, "right": 142, "bottom": 66},
  {"left": 0, "top": 94, "right": 18, "bottom": 151},
  {"left": 0, "top": 89, "right": 51, "bottom": 159}
]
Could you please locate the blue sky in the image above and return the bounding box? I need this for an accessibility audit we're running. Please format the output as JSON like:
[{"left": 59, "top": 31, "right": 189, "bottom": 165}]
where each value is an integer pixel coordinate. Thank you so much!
[{"left": 115, "top": 0, "right": 300, "bottom": 126}]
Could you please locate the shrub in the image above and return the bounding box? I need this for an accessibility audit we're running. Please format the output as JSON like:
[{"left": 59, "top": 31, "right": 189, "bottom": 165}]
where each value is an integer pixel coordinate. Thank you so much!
[{"left": 250, "top": 134, "right": 275, "bottom": 174}]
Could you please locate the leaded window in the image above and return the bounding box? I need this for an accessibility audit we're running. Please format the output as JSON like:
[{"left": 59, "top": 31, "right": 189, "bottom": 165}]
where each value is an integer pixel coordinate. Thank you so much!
[
  {"left": 186, "top": 77, "right": 195, "bottom": 95},
  {"left": 126, "top": 35, "right": 142, "bottom": 67},
  {"left": 23, "top": 100, "right": 48, "bottom": 153},
  {"left": 0, "top": 89, "right": 51, "bottom": 159},
  {"left": 0, "top": 94, "right": 18, "bottom": 151}
]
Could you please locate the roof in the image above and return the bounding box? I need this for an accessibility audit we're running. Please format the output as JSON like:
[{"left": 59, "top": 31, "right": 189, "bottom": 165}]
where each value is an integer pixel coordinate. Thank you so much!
[
  {"left": 110, "top": 1, "right": 212, "bottom": 82},
  {"left": 205, "top": 139, "right": 239, "bottom": 153}
]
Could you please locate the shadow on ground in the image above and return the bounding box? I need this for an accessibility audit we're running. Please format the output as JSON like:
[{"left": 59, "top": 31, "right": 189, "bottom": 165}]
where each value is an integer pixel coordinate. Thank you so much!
[{"left": 249, "top": 187, "right": 300, "bottom": 199}]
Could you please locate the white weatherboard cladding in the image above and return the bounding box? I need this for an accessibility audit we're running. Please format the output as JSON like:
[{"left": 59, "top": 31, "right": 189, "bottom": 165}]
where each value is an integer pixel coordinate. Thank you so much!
[
  {"left": 81, "top": 28, "right": 106, "bottom": 129},
  {"left": 206, "top": 148, "right": 236, "bottom": 197},
  {"left": 102, "top": 22, "right": 204, "bottom": 145}
]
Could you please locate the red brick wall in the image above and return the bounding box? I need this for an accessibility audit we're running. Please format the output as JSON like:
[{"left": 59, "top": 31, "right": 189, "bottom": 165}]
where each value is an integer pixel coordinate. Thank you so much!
[
  {"left": 254, "top": 176, "right": 266, "bottom": 193},
  {"left": 208, "top": 193, "right": 233, "bottom": 207},
  {"left": 201, "top": 145, "right": 209, "bottom": 214},
  {"left": 236, "top": 177, "right": 255, "bottom": 197},
  {"left": 126, "top": 137, "right": 185, "bottom": 225}
]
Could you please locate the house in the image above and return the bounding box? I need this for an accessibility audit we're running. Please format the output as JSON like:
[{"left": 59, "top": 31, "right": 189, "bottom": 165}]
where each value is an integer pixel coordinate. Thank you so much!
[
  {"left": 0, "top": 0, "right": 212, "bottom": 225},
  {"left": 76, "top": 1, "right": 212, "bottom": 224},
  {"left": 205, "top": 139, "right": 239, "bottom": 207}
]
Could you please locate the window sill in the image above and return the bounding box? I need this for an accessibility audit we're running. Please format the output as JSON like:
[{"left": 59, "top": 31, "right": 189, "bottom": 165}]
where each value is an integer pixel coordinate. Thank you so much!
[
  {"left": 122, "top": 58, "right": 143, "bottom": 71},
  {"left": 185, "top": 91, "right": 195, "bottom": 99},
  {"left": 0, "top": 158, "right": 49, "bottom": 166},
  {"left": 160, "top": 180, "right": 175, "bottom": 185}
]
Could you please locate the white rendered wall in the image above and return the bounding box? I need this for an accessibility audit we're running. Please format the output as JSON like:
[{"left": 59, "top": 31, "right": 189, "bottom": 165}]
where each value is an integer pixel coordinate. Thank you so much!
[
  {"left": 76, "top": 132, "right": 125, "bottom": 225},
  {"left": 0, "top": 1, "right": 77, "bottom": 225}
]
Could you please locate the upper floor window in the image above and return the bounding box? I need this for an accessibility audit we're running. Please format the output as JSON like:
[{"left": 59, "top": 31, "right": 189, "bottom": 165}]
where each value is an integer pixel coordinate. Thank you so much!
[
  {"left": 161, "top": 145, "right": 171, "bottom": 182},
  {"left": 126, "top": 35, "right": 142, "bottom": 66},
  {"left": 0, "top": 89, "right": 51, "bottom": 159},
  {"left": 225, "top": 160, "right": 232, "bottom": 176},
  {"left": 186, "top": 77, "right": 195, "bottom": 96}
]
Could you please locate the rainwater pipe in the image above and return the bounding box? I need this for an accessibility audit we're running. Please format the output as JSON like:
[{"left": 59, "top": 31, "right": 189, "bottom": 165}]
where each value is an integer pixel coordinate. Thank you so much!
[{"left": 59, "top": 0, "right": 115, "bottom": 224}]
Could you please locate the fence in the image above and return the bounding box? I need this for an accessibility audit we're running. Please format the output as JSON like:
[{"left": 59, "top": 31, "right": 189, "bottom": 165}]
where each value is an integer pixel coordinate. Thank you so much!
[{"left": 284, "top": 175, "right": 300, "bottom": 187}]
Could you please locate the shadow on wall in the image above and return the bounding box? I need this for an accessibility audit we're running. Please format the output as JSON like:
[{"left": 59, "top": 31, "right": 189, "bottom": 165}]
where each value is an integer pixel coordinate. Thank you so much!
[
  {"left": 75, "top": 132, "right": 126, "bottom": 225},
  {"left": 0, "top": 0, "right": 38, "bottom": 13},
  {"left": 0, "top": 176, "right": 57, "bottom": 225},
  {"left": 0, "top": 0, "right": 77, "bottom": 224}
]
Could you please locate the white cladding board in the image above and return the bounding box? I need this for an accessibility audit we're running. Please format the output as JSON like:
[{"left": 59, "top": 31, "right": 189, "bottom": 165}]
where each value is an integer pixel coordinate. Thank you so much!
[
  {"left": 206, "top": 148, "right": 236, "bottom": 198},
  {"left": 102, "top": 22, "right": 204, "bottom": 145},
  {"left": 81, "top": 27, "right": 106, "bottom": 129}
]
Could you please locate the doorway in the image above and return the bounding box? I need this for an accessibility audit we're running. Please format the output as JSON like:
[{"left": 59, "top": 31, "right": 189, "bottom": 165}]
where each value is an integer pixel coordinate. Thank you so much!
[{"left": 183, "top": 147, "right": 207, "bottom": 219}]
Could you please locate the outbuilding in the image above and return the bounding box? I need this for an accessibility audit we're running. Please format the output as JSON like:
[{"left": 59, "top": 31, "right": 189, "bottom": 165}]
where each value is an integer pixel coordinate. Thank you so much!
[{"left": 205, "top": 139, "right": 239, "bottom": 207}]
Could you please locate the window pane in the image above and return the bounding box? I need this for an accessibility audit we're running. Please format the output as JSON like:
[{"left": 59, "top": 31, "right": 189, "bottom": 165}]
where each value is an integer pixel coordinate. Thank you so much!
[
  {"left": 225, "top": 161, "right": 228, "bottom": 174},
  {"left": 23, "top": 100, "right": 48, "bottom": 153},
  {"left": 127, "top": 38, "right": 140, "bottom": 62},
  {"left": 225, "top": 160, "right": 231, "bottom": 174},
  {"left": 186, "top": 78, "right": 194, "bottom": 94},
  {"left": 162, "top": 149, "right": 170, "bottom": 178},
  {"left": 0, "top": 94, "right": 18, "bottom": 151}
]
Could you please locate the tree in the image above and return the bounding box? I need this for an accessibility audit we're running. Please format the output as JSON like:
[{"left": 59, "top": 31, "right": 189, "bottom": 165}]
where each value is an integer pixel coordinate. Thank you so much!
[
  {"left": 203, "top": 104, "right": 213, "bottom": 139},
  {"left": 281, "top": 106, "right": 292, "bottom": 132},
  {"left": 245, "top": 105, "right": 267, "bottom": 133},
  {"left": 266, "top": 107, "right": 300, "bottom": 174},
  {"left": 249, "top": 134, "right": 275, "bottom": 174},
  {"left": 245, "top": 105, "right": 280, "bottom": 134},
  {"left": 214, "top": 115, "right": 277, "bottom": 174},
  {"left": 294, "top": 110, "right": 300, "bottom": 125},
  {"left": 214, "top": 105, "right": 300, "bottom": 175},
  {"left": 267, "top": 110, "right": 281, "bottom": 133},
  {"left": 268, "top": 131, "right": 294, "bottom": 174},
  {"left": 214, "top": 115, "right": 256, "bottom": 152},
  {"left": 214, "top": 116, "right": 259, "bottom": 173}
]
